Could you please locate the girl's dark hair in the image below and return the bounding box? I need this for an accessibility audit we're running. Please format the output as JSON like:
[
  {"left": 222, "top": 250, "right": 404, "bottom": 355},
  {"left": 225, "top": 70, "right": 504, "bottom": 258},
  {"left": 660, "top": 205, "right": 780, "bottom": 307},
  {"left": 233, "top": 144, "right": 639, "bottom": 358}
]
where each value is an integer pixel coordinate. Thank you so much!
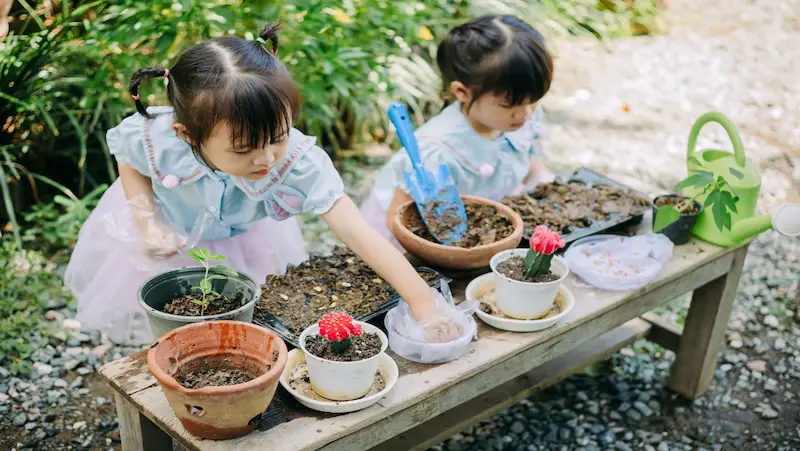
[
  {"left": 437, "top": 15, "right": 553, "bottom": 108},
  {"left": 129, "top": 24, "right": 300, "bottom": 151}
]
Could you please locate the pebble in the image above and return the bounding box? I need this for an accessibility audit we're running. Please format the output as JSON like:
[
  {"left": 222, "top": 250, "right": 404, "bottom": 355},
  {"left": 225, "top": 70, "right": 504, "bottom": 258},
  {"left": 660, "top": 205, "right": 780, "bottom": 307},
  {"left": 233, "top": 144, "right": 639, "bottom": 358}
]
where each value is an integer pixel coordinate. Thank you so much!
[
  {"left": 73, "top": 421, "right": 87, "bottom": 430},
  {"left": 761, "top": 408, "right": 779, "bottom": 419},
  {"left": 763, "top": 315, "right": 780, "bottom": 329},
  {"left": 511, "top": 421, "right": 525, "bottom": 434},
  {"left": 658, "top": 443, "right": 669, "bottom": 451},
  {"left": 634, "top": 401, "right": 654, "bottom": 417},
  {"left": 25, "top": 422, "right": 38, "bottom": 431},
  {"left": 746, "top": 360, "right": 767, "bottom": 373},
  {"left": 63, "top": 360, "right": 82, "bottom": 371},
  {"left": 774, "top": 338, "right": 787, "bottom": 351},
  {"left": 62, "top": 319, "right": 82, "bottom": 330},
  {"left": 729, "top": 339, "right": 744, "bottom": 349},
  {"left": 69, "top": 376, "right": 84, "bottom": 390},
  {"left": 13, "top": 413, "right": 27, "bottom": 426},
  {"left": 33, "top": 362, "right": 54, "bottom": 377}
]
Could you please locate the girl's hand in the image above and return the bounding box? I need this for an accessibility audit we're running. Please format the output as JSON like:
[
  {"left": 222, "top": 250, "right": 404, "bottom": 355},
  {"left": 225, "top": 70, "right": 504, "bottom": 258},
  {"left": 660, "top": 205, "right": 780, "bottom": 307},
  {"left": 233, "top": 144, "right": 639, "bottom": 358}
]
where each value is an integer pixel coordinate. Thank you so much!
[
  {"left": 128, "top": 194, "right": 187, "bottom": 259},
  {"left": 139, "top": 217, "right": 187, "bottom": 259},
  {"left": 418, "top": 308, "right": 465, "bottom": 343}
]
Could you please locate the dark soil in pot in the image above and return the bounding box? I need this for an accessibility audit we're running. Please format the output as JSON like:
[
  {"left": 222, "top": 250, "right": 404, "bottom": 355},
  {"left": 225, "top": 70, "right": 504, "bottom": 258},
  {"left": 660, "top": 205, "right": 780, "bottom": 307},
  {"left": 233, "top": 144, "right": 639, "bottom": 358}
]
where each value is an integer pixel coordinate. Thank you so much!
[
  {"left": 406, "top": 202, "right": 514, "bottom": 248},
  {"left": 502, "top": 181, "right": 650, "bottom": 235},
  {"left": 163, "top": 292, "right": 244, "bottom": 316},
  {"left": 304, "top": 333, "right": 383, "bottom": 362},
  {"left": 173, "top": 355, "right": 263, "bottom": 389},
  {"left": 256, "top": 248, "right": 436, "bottom": 335},
  {"left": 496, "top": 256, "right": 560, "bottom": 283},
  {"left": 653, "top": 194, "right": 703, "bottom": 245}
]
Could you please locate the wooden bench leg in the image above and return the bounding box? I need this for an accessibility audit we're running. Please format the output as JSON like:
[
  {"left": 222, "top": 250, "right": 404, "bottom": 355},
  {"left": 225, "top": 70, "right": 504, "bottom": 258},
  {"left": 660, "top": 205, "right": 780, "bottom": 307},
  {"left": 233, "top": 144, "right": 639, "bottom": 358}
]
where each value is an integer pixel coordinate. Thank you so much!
[
  {"left": 114, "top": 392, "right": 173, "bottom": 451},
  {"left": 668, "top": 245, "right": 748, "bottom": 399}
]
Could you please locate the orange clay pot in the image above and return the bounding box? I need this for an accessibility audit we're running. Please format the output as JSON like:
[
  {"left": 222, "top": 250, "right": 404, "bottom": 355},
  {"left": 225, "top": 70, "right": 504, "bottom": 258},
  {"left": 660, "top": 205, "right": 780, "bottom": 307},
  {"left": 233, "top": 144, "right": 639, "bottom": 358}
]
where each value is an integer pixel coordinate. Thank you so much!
[
  {"left": 147, "top": 321, "right": 287, "bottom": 440},
  {"left": 392, "top": 195, "right": 524, "bottom": 270}
]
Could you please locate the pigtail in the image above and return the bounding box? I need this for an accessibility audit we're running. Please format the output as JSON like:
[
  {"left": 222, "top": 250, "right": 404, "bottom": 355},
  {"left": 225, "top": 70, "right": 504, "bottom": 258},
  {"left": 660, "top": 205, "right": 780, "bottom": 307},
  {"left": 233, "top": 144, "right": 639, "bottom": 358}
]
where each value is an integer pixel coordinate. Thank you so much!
[
  {"left": 129, "top": 67, "right": 170, "bottom": 119},
  {"left": 257, "top": 24, "right": 280, "bottom": 55}
]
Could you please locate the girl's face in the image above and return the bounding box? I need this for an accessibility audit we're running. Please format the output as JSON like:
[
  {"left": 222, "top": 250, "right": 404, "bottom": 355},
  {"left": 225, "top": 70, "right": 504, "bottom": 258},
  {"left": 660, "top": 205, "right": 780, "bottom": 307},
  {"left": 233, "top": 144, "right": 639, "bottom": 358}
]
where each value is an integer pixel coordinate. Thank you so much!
[
  {"left": 451, "top": 82, "right": 536, "bottom": 136},
  {"left": 174, "top": 122, "right": 290, "bottom": 180}
]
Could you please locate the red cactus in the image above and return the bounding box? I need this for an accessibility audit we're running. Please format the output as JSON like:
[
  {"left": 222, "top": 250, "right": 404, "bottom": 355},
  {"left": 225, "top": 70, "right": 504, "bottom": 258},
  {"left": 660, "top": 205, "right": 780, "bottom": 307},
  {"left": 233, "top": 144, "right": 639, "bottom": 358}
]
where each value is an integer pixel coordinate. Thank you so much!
[
  {"left": 529, "top": 225, "right": 565, "bottom": 255},
  {"left": 318, "top": 312, "right": 362, "bottom": 353}
]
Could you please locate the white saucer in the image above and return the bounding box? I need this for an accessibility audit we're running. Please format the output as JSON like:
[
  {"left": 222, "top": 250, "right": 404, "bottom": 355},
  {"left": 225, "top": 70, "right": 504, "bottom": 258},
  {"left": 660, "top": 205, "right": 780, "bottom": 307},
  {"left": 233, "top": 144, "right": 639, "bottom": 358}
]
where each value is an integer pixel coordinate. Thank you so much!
[
  {"left": 279, "top": 349, "right": 399, "bottom": 414},
  {"left": 466, "top": 273, "right": 575, "bottom": 333}
]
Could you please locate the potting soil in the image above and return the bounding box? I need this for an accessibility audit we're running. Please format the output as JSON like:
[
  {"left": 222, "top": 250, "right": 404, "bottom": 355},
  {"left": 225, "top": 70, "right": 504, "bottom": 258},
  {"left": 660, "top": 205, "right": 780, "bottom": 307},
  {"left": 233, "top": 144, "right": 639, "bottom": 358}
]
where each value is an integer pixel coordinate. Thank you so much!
[
  {"left": 162, "top": 293, "right": 242, "bottom": 316},
  {"left": 496, "top": 256, "right": 560, "bottom": 283},
  {"left": 173, "top": 357, "right": 258, "bottom": 389},
  {"left": 304, "top": 333, "right": 382, "bottom": 362},
  {"left": 502, "top": 181, "right": 649, "bottom": 235},
  {"left": 257, "top": 248, "right": 437, "bottom": 335},
  {"left": 406, "top": 202, "right": 514, "bottom": 248}
]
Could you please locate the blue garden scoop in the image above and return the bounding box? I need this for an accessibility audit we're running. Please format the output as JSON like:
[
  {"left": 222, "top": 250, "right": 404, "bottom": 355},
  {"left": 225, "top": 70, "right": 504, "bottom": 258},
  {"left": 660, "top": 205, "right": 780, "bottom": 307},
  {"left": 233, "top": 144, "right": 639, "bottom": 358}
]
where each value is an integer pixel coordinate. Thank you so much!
[{"left": 387, "top": 102, "right": 467, "bottom": 245}]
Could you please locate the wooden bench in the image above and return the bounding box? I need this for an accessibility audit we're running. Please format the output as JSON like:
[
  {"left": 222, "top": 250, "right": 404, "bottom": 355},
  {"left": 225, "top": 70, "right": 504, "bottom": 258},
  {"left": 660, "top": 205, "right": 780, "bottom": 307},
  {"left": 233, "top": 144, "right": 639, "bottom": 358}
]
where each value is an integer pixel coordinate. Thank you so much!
[{"left": 100, "top": 228, "right": 748, "bottom": 451}]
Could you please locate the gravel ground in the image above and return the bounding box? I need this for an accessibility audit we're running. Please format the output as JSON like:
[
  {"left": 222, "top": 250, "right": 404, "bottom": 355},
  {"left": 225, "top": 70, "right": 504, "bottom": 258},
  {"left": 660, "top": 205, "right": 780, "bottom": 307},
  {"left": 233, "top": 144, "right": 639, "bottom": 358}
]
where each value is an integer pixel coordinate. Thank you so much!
[{"left": 2, "top": 0, "right": 799, "bottom": 449}]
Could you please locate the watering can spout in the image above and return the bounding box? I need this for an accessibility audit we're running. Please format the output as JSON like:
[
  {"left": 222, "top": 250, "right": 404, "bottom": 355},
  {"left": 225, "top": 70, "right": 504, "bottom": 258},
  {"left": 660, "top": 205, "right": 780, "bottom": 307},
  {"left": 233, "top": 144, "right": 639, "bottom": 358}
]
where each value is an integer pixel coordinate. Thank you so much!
[
  {"left": 729, "top": 203, "right": 800, "bottom": 242},
  {"left": 729, "top": 215, "right": 774, "bottom": 243}
]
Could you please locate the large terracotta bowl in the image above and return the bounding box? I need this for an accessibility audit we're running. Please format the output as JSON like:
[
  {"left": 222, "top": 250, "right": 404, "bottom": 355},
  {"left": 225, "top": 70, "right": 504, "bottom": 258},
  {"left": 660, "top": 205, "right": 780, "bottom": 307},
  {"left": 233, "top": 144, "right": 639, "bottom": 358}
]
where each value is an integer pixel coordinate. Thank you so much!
[
  {"left": 147, "top": 321, "right": 287, "bottom": 440},
  {"left": 392, "top": 195, "right": 524, "bottom": 270}
]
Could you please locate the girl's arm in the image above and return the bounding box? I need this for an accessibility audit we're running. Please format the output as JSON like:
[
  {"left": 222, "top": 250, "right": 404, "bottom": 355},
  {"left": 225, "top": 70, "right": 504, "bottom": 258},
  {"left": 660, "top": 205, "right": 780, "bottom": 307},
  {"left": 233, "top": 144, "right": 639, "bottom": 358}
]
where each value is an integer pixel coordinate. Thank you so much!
[
  {"left": 119, "top": 164, "right": 156, "bottom": 223},
  {"left": 118, "top": 164, "right": 185, "bottom": 257},
  {"left": 323, "top": 194, "right": 436, "bottom": 320}
]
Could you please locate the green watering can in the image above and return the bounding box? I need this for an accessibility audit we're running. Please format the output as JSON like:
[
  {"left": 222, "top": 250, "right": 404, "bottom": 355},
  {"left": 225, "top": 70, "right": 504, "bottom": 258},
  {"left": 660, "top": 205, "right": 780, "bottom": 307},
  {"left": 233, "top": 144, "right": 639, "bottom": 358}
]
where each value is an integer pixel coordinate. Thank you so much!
[{"left": 683, "top": 112, "right": 799, "bottom": 246}]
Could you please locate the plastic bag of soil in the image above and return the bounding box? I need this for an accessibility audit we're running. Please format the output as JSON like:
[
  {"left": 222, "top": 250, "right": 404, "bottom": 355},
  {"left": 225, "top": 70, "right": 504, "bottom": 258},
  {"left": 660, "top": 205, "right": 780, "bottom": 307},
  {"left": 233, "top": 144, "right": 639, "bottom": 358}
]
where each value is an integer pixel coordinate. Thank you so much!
[
  {"left": 384, "top": 283, "right": 478, "bottom": 364},
  {"left": 564, "top": 234, "right": 674, "bottom": 291}
]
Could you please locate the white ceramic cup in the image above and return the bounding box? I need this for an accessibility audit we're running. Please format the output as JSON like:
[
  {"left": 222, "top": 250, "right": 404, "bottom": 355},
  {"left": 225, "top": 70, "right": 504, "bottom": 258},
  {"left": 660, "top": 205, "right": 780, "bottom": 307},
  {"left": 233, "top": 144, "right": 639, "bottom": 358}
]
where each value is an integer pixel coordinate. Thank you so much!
[
  {"left": 299, "top": 321, "right": 388, "bottom": 401},
  {"left": 489, "top": 249, "right": 569, "bottom": 320}
]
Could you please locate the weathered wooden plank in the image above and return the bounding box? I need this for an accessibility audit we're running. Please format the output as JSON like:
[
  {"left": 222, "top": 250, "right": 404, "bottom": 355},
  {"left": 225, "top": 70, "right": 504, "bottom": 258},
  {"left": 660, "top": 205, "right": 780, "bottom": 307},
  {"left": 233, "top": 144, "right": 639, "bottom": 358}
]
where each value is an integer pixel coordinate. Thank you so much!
[
  {"left": 100, "top": 348, "right": 155, "bottom": 397},
  {"left": 369, "top": 318, "right": 652, "bottom": 451},
  {"left": 668, "top": 245, "right": 749, "bottom": 399},
  {"left": 115, "top": 392, "right": 172, "bottom": 451},
  {"left": 641, "top": 311, "right": 684, "bottom": 351}
]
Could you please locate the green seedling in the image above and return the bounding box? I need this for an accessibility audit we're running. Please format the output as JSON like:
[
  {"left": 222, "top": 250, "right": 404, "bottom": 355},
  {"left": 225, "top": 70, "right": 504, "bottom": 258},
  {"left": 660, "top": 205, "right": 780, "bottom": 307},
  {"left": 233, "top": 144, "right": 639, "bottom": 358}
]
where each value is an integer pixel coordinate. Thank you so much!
[{"left": 187, "top": 248, "right": 228, "bottom": 316}]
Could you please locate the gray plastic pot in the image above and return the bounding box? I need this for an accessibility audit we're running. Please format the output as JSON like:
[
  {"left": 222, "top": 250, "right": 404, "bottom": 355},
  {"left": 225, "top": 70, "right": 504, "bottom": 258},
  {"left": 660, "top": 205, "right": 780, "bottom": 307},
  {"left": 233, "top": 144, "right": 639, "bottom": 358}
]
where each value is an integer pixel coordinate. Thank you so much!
[{"left": 138, "top": 266, "right": 261, "bottom": 341}]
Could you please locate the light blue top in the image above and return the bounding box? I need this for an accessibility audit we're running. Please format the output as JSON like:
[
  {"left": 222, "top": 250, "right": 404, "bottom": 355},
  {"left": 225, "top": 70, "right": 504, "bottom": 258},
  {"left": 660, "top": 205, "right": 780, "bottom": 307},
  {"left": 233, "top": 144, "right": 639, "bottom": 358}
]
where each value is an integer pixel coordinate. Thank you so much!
[
  {"left": 370, "top": 101, "right": 545, "bottom": 211},
  {"left": 108, "top": 106, "right": 344, "bottom": 240}
]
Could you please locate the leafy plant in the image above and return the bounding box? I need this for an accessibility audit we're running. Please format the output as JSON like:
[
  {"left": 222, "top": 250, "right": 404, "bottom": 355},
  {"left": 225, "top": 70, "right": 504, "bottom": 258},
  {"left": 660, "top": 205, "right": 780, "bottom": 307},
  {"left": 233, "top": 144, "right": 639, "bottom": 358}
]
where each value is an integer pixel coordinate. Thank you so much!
[
  {"left": 0, "top": 235, "right": 71, "bottom": 375},
  {"left": 653, "top": 166, "right": 745, "bottom": 233},
  {"left": 187, "top": 248, "right": 228, "bottom": 316},
  {"left": 318, "top": 312, "right": 363, "bottom": 354},
  {"left": 524, "top": 225, "right": 565, "bottom": 280}
]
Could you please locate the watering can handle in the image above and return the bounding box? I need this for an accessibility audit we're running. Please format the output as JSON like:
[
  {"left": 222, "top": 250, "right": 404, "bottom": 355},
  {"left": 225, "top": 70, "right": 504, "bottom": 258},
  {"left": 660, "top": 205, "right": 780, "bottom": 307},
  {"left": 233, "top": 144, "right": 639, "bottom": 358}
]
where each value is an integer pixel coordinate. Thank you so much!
[{"left": 686, "top": 111, "right": 746, "bottom": 168}]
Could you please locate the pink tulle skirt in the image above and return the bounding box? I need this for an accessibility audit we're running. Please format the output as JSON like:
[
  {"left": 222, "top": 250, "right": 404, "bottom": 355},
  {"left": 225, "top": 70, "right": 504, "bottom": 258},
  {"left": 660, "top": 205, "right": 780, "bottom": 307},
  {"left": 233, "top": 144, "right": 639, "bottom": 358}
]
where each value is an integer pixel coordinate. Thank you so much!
[{"left": 63, "top": 181, "right": 308, "bottom": 345}]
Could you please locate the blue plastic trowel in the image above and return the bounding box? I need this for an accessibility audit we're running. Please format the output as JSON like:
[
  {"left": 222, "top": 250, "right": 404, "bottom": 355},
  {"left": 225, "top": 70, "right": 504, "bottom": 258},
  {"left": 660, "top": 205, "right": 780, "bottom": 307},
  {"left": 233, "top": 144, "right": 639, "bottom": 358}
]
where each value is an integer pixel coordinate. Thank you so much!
[{"left": 387, "top": 102, "right": 467, "bottom": 245}]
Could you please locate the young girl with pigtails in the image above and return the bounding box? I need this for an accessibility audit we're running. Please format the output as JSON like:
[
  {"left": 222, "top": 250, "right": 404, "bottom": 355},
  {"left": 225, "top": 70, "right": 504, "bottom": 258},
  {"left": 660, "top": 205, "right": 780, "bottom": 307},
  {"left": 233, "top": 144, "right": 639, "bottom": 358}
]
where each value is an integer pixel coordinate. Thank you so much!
[{"left": 65, "top": 25, "right": 463, "bottom": 346}]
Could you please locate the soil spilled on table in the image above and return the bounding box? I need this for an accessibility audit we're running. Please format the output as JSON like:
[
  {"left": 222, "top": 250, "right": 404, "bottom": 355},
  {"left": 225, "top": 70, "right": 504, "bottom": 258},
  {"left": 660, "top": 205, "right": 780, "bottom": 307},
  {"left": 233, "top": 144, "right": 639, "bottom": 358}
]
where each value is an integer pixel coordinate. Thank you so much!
[
  {"left": 163, "top": 292, "right": 242, "bottom": 316},
  {"left": 304, "top": 333, "right": 383, "bottom": 362},
  {"left": 655, "top": 195, "right": 700, "bottom": 215},
  {"left": 496, "top": 256, "right": 560, "bottom": 283},
  {"left": 173, "top": 356, "right": 262, "bottom": 389},
  {"left": 406, "top": 202, "right": 514, "bottom": 248},
  {"left": 255, "top": 248, "right": 437, "bottom": 335},
  {"left": 502, "top": 181, "right": 650, "bottom": 235}
]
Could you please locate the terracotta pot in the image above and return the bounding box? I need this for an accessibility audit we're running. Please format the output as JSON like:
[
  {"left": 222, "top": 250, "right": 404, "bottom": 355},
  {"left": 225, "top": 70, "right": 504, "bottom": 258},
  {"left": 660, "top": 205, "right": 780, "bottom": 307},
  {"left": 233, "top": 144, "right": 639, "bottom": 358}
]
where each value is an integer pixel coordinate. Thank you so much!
[
  {"left": 147, "top": 321, "right": 287, "bottom": 440},
  {"left": 392, "top": 195, "right": 524, "bottom": 270}
]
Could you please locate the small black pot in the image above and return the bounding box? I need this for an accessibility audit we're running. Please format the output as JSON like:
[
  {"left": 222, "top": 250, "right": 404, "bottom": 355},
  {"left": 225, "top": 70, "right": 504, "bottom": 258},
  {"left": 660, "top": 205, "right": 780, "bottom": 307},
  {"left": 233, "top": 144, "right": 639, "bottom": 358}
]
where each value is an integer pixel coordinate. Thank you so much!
[{"left": 652, "top": 195, "right": 703, "bottom": 245}]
